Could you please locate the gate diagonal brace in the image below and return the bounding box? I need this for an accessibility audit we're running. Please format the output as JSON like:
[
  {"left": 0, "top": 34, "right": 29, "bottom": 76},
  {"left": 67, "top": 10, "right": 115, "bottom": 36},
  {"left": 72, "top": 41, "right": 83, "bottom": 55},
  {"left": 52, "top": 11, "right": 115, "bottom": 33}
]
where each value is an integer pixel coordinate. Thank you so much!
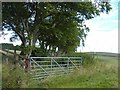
[
  {"left": 52, "top": 58, "right": 68, "bottom": 74},
  {"left": 30, "top": 58, "right": 49, "bottom": 76},
  {"left": 69, "top": 59, "right": 78, "bottom": 69}
]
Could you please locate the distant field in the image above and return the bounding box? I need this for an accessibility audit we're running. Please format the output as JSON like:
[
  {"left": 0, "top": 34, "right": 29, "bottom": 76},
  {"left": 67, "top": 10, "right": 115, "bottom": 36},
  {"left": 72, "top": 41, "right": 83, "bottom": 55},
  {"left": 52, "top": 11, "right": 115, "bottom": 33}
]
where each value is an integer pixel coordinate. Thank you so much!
[
  {"left": 86, "top": 52, "right": 118, "bottom": 57},
  {"left": 94, "top": 52, "right": 118, "bottom": 67},
  {"left": 86, "top": 52, "right": 118, "bottom": 62}
]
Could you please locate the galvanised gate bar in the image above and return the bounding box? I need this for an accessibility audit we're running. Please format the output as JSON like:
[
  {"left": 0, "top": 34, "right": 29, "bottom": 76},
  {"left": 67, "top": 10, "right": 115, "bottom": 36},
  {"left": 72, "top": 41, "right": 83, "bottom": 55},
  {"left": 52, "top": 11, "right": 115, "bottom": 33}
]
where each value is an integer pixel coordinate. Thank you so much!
[{"left": 30, "top": 57, "right": 82, "bottom": 80}]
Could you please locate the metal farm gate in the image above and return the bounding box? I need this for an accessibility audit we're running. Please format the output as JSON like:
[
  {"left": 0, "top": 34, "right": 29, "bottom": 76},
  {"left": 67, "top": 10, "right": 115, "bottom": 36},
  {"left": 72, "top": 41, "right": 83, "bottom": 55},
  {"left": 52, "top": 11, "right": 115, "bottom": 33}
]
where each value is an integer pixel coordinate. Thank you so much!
[{"left": 30, "top": 57, "right": 82, "bottom": 79}]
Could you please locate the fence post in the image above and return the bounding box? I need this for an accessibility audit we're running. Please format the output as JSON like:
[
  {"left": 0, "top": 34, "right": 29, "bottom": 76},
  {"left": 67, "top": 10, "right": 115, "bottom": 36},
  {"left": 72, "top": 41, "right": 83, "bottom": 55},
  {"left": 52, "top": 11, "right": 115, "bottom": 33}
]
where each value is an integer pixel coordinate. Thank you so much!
[
  {"left": 51, "top": 58, "right": 52, "bottom": 73},
  {"left": 6, "top": 50, "right": 8, "bottom": 64},
  {"left": 14, "top": 49, "right": 16, "bottom": 66}
]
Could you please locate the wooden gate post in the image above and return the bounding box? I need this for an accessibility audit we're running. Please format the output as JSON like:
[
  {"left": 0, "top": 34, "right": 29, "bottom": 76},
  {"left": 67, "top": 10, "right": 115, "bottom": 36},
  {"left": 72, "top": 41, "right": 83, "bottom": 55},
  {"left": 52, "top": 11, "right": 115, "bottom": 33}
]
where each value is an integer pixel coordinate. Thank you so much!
[
  {"left": 14, "top": 49, "right": 16, "bottom": 64},
  {"left": 25, "top": 56, "right": 30, "bottom": 72},
  {"left": 6, "top": 50, "right": 9, "bottom": 64}
]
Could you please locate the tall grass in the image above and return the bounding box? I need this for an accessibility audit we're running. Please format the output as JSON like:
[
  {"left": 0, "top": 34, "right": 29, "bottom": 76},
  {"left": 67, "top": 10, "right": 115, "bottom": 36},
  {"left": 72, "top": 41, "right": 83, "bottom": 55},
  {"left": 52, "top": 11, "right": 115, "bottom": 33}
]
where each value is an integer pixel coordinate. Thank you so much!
[
  {"left": 2, "top": 64, "right": 27, "bottom": 88},
  {"left": 0, "top": 64, "right": 2, "bottom": 89},
  {"left": 2, "top": 64, "right": 44, "bottom": 88},
  {"left": 2, "top": 53, "right": 118, "bottom": 88},
  {"left": 41, "top": 59, "right": 118, "bottom": 88}
]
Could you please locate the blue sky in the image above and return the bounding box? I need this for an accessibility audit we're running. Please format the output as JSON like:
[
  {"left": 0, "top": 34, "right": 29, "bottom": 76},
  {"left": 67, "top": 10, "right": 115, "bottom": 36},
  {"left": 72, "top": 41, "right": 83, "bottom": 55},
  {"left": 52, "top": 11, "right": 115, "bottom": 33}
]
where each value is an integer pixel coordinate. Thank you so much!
[
  {"left": 77, "top": 1, "right": 118, "bottom": 53},
  {"left": 0, "top": 1, "right": 118, "bottom": 53}
]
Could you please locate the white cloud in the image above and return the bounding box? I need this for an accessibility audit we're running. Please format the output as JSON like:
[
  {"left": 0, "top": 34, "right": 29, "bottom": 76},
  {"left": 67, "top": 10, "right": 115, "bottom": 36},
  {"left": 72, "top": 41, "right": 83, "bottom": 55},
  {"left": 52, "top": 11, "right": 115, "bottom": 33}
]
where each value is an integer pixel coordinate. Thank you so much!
[
  {"left": 12, "top": 40, "right": 22, "bottom": 46},
  {"left": 0, "top": 33, "right": 22, "bottom": 46},
  {"left": 77, "top": 1, "right": 118, "bottom": 53},
  {"left": 85, "top": 21, "right": 109, "bottom": 31},
  {"left": 77, "top": 29, "right": 118, "bottom": 53},
  {"left": 112, "top": 20, "right": 118, "bottom": 23}
]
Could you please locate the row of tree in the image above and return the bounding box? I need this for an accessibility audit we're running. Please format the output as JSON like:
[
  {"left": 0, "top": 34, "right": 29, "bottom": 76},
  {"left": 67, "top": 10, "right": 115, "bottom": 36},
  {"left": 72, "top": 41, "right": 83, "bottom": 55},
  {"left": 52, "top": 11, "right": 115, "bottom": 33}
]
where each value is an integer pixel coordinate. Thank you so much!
[{"left": 2, "top": 2, "right": 112, "bottom": 57}]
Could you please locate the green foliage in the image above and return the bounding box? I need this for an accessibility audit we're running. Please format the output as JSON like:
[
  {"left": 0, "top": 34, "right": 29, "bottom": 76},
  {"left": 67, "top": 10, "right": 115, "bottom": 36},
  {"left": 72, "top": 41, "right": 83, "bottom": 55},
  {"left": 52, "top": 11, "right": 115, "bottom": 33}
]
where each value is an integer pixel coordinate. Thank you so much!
[
  {"left": 66, "top": 52, "right": 95, "bottom": 66},
  {"left": 2, "top": 2, "right": 112, "bottom": 56},
  {"left": 31, "top": 47, "right": 49, "bottom": 57},
  {"left": 14, "top": 45, "right": 21, "bottom": 50}
]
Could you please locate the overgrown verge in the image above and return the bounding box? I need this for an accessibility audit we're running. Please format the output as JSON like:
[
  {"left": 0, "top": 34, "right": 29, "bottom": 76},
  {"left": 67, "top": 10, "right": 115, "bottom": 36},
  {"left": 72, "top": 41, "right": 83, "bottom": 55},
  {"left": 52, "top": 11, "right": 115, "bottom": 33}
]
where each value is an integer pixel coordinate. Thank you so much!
[
  {"left": 2, "top": 64, "right": 43, "bottom": 88},
  {"left": 1, "top": 52, "right": 96, "bottom": 88},
  {"left": 2, "top": 53, "right": 118, "bottom": 88},
  {"left": 41, "top": 59, "right": 118, "bottom": 88}
]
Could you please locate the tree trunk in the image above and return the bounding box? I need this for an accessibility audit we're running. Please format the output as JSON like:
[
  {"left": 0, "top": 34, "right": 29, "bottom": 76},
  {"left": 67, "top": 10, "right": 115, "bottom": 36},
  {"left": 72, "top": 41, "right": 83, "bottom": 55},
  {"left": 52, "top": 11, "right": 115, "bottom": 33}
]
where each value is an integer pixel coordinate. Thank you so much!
[
  {"left": 25, "top": 36, "right": 37, "bottom": 72},
  {"left": 28, "top": 36, "right": 37, "bottom": 57}
]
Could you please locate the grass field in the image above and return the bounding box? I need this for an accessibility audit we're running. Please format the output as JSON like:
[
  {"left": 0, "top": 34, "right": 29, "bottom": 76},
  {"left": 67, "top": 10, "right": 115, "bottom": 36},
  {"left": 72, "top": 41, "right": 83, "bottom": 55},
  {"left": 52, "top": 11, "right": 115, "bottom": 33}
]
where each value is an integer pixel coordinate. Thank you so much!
[
  {"left": 19, "top": 53, "right": 118, "bottom": 88},
  {"left": 0, "top": 53, "right": 2, "bottom": 89},
  {"left": 39, "top": 54, "right": 118, "bottom": 88},
  {"left": 1, "top": 51, "right": 119, "bottom": 88},
  {"left": 0, "top": 66, "right": 1, "bottom": 89}
]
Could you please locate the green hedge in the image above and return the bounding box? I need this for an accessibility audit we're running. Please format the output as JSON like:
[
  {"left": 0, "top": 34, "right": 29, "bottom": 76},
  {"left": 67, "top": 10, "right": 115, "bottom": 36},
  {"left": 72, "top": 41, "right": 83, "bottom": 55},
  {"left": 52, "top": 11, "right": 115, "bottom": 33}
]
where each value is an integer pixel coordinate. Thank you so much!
[
  {"left": 0, "top": 43, "right": 14, "bottom": 50},
  {"left": 66, "top": 52, "right": 95, "bottom": 65}
]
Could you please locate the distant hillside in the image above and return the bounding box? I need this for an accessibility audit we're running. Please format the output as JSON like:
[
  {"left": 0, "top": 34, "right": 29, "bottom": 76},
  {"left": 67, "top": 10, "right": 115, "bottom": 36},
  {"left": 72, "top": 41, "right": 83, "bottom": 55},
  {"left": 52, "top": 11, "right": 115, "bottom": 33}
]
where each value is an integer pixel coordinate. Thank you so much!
[
  {"left": 0, "top": 43, "right": 14, "bottom": 50},
  {"left": 85, "top": 52, "right": 118, "bottom": 57},
  {"left": 0, "top": 43, "right": 21, "bottom": 51}
]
